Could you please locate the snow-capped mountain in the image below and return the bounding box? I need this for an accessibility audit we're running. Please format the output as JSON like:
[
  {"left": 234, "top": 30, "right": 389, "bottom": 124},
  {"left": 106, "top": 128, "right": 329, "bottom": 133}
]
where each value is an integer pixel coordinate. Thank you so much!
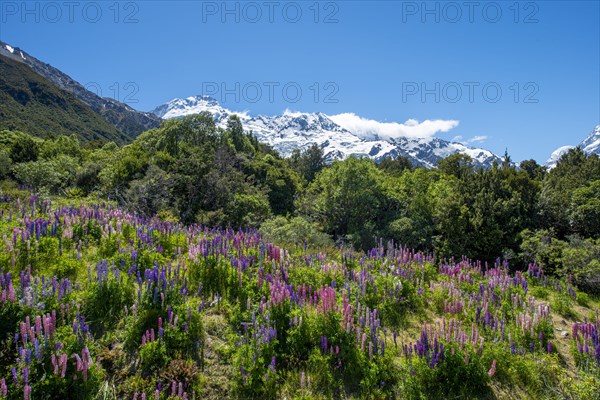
[
  {"left": 580, "top": 125, "right": 600, "bottom": 154},
  {"left": 546, "top": 125, "right": 600, "bottom": 168},
  {"left": 152, "top": 95, "right": 502, "bottom": 168},
  {"left": 152, "top": 96, "right": 232, "bottom": 121}
]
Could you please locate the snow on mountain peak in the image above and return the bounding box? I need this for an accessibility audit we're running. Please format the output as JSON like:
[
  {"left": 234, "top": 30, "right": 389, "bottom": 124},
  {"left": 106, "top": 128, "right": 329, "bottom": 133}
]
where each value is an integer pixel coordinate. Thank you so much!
[
  {"left": 152, "top": 95, "right": 243, "bottom": 120},
  {"left": 581, "top": 124, "right": 600, "bottom": 154},
  {"left": 151, "top": 96, "right": 501, "bottom": 167},
  {"left": 546, "top": 146, "right": 575, "bottom": 169},
  {"left": 546, "top": 125, "right": 600, "bottom": 169}
]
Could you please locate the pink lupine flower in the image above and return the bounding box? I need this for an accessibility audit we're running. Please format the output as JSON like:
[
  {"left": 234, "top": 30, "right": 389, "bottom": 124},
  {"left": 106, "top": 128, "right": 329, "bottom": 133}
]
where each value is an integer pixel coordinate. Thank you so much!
[
  {"left": 23, "top": 385, "right": 31, "bottom": 400},
  {"left": 51, "top": 354, "right": 58, "bottom": 375},
  {"left": 60, "top": 354, "right": 68, "bottom": 378},
  {"left": 488, "top": 359, "right": 497, "bottom": 377},
  {"left": 361, "top": 333, "right": 367, "bottom": 351},
  {"left": 74, "top": 354, "right": 83, "bottom": 371},
  {"left": 35, "top": 316, "right": 41, "bottom": 337}
]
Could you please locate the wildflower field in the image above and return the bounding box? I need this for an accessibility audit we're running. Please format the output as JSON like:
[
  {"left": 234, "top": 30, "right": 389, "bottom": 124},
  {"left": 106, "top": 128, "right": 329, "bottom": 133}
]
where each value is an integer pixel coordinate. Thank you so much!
[{"left": 0, "top": 194, "right": 598, "bottom": 399}]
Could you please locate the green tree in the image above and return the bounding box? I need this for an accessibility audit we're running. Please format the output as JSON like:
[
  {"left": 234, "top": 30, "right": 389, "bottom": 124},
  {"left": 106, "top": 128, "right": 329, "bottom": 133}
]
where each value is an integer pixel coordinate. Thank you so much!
[
  {"left": 227, "top": 191, "right": 272, "bottom": 228},
  {"left": 290, "top": 143, "right": 327, "bottom": 183},
  {"left": 570, "top": 180, "right": 600, "bottom": 237},
  {"left": 12, "top": 155, "right": 78, "bottom": 193},
  {"left": 540, "top": 148, "right": 600, "bottom": 236},
  {"left": 124, "top": 164, "right": 174, "bottom": 216},
  {"left": 246, "top": 154, "right": 301, "bottom": 215},
  {"left": 384, "top": 168, "right": 435, "bottom": 250},
  {"left": 519, "top": 159, "right": 546, "bottom": 180},
  {"left": 0, "top": 149, "right": 11, "bottom": 179},
  {"left": 378, "top": 156, "right": 414, "bottom": 176},
  {"left": 10, "top": 134, "right": 39, "bottom": 163},
  {"left": 438, "top": 153, "right": 474, "bottom": 178},
  {"left": 298, "top": 157, "right": 387, "bottom": 249},
  {"left": 226, "top": 115, "right": 254, "bottom": 153},
  {"left": 39, "top": 134, "right": 82, "bottom": 160},
  {"left": 429, "top": 175, "right": 469, "bottom": 258}
]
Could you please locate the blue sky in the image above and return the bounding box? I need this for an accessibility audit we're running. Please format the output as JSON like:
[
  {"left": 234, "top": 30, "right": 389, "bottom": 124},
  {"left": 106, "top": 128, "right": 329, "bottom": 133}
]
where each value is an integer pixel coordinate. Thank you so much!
[{"left": 1, "top": 0, "right": 599, "bottom": 162}]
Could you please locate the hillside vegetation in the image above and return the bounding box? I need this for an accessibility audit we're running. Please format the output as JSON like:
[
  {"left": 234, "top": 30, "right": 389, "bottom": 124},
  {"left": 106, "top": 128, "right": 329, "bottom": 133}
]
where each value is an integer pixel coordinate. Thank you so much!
[
  {"left": 0, "top": 55, "right": 129, "bottom": 144},
  {"left": 0, "top": 115, "right": 599, "bottom": 398},
  {"left": 1, "top": 113, "right": 599, "bottom": 283},
  {"left": 0, "top": 189, "right": 598, "bottom": 399}
]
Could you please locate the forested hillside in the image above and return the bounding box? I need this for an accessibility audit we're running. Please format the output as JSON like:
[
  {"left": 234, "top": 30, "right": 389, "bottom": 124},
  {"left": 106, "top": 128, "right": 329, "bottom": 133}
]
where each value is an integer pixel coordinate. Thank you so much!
[
  {"left": 0, "top": 55, "right": 129, "bottom": 144},
  {"left": 1, "top": 113, "right": 599, "bottom": 286},
  {"left": 0, "top": 115, "right": 599, "bottom": 399}
]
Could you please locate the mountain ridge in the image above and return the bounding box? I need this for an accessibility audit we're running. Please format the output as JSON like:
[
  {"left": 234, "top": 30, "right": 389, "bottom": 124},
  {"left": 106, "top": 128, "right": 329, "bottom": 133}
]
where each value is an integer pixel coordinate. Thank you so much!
[
  {"left": 0, "top": 53, "right": 130, "bottom": 143},
  {"left": 152, "top": 95, "right": 503, "bottom": 168},
  {"left": 0, "top": 41, "right": 161, "bottom": 139}
]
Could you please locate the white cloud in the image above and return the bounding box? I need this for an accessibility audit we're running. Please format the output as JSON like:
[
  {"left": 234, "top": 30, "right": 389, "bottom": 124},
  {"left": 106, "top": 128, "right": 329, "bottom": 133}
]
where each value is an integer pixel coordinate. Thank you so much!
[
  {"left": 328, "top": 113, "right": 459, "bottom": 140},
  {"left": 467, "top": 135, "right": 488, "bottom": 144},
  {"left": 282, "top": 109, "right": 304, "bottom": 118},
  {"left": 451, "top": 135, "right": 488, "bottom": 145}
]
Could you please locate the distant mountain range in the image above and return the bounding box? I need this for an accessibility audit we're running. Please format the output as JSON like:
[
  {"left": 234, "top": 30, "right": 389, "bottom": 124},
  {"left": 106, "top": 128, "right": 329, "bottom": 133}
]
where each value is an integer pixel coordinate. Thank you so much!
[
  {"left": 1, "top": 40, "right": 597, "bottom": 167},
  {"left": 0, "top": 41, "right": 160, "bottom": 142},
  {"left": 546, "top": 125, "right": 600, "bottom": 168},
  {"left": 152, "top": 95, "right": 503, "bottom": 168}
]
